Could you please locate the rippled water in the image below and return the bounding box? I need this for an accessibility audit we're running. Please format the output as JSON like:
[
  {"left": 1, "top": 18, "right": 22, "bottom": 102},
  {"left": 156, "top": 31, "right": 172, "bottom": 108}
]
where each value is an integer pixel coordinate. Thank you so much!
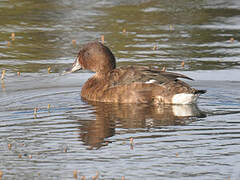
[{"left": 1, "top": 0, "right": 240, "bottom": 179}]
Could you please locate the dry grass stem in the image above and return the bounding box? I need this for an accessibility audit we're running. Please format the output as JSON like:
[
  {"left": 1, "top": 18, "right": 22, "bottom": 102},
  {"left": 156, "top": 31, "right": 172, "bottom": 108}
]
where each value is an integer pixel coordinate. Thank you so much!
[
  {"left": 162, "top": 66, "right": 166, "bottom": 72},
  {"left": 1, "top": 70, "right": 6, "bottom": 80},
  {"left": 181, "top": 61, "right": 185, "bottom": 67},
  {"left": 101, "top": 35, "right": 104, "bottom": 44},
  {"left": 72, "top": 39, "right": 77, "bottom": 46},
  {"left": 11, "top": 32, "right": 15, "bottom": 40},
  {"left": 48, "top": 67, "right": 51, "bottom": 74},
  {"left": 73, "top": 170, "right": 78, "bottom": 179},
  {"left": 92, "top": 171, "right": 99, "bottom": 180}
]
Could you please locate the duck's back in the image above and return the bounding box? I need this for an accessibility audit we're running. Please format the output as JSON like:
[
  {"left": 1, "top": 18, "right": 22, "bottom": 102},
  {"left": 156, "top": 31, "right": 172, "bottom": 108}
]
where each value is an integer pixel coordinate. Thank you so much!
[{"left": 81, "top": 66, "right": 205, "bottom": 104}]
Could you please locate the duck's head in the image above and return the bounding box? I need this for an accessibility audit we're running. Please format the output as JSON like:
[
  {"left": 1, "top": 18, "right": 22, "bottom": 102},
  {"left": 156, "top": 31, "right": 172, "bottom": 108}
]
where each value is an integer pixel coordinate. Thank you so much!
[{"left": 68, "top": 41, "right": 116, "bottom": 75}]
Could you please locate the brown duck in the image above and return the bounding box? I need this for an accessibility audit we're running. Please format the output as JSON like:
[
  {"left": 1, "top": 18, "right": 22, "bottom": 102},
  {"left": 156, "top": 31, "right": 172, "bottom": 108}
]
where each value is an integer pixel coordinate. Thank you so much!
[{"left": 67, "top": 41, "right": 206, "bottom": 104}]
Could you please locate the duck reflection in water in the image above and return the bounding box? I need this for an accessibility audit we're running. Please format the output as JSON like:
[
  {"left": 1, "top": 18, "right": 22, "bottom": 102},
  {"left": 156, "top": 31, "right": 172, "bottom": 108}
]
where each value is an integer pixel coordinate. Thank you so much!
[{"left": 76, "top": 101, "right": 205, "bottom": 149}]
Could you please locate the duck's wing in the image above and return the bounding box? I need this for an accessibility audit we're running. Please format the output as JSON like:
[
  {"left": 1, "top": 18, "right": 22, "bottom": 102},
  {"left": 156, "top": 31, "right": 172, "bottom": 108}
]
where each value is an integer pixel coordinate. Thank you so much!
[
  {"left": 145, "top": 69, "right": 193, "bottom": 81},
  {"left": 104, "top": 66, "right": 205, "bottom": 104},
  {"left": 109, "top": 66, "right": 193, "bottom": 87}
]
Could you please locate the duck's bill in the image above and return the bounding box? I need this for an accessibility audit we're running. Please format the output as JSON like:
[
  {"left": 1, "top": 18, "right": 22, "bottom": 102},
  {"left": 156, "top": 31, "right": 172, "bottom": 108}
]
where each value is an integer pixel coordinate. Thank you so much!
[{"left": 63, "top": 58, "right": 82, "bottom": 74}]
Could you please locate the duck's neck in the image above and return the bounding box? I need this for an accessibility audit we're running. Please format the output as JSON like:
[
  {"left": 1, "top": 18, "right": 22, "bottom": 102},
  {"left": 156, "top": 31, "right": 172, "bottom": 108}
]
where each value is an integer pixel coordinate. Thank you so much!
[
  {"left": 81, "top": 72, "right": 110, "bottom": 101},
  {"left": 95, "top": 70, "right": 112, "bottom": 78}
]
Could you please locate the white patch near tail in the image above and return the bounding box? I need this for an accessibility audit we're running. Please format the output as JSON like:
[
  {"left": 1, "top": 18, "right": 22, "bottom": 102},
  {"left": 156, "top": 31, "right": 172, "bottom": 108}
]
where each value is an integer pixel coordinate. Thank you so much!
[
  {"left": 145, "top": 79, "right": 157, "bottom": 84},
  {"left": 172, "top": 93, "right": 199, "bottom": 104}
]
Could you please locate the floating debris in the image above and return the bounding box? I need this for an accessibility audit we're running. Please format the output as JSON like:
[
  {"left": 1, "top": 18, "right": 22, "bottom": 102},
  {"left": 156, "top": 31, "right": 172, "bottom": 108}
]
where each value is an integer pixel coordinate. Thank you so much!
[
  {"left": 1, "top": 80, "right": 5, "bottom": 91},
  {"left": 101, "top": 35, "right": 104, "bottom": 44},
  {"left": 1, "top": 70, "right": 6, "bottom": 80},
  {"left": 72, "top": 39, "right": 77, "bottom": 46},
  {"left": 73, "top": 170, "right": 78, "bottom": 179},
  {"left": 34, "top": 108, "right": 38, "bottom": 114},
  {"left": 230, "top": 37, "right": 234, "bottom": 43},
  {"left": 17, "top": 72, "right": 20, "bottom": 76},
  {"left": 121, "top": 141, "right": 126, "bottom": 145},
  {"left": 153, "top": 44, "right": 157, "bottom": 50},
  {"left": 48, "top": 67, "right": 51, "bottom": 74},
  {"left": 181, "top": 61, "right": 185, "bottom": 67},
  {"left": 47, "top": 104, "right": 50, "bottom": 110},
  {"left": 169, "top": 24, "right": 174, "bottom": 31},
  {"left": 130, "top": 137, "right": 133, "bottom": 145},
  {"left": 64, "top": 147, "right": 67, "bottom": 153},
  {"left": 34, "top": 108, "right": 38, "bottom": 118},
  {"left": 92, "top": 171, "right": 99, "bottom": 180},
  {"left": 8, "top": 143, "right": 12, "bottom": 150},
  {"left": 162, "top": 66, "right": 166, "bottom": 72},
  {"left": 7, "top": 41, "right": 11, "bottom": 47},
  {"left": 176, "top": 152, "right": 179, "bottom": 157},
  {"left": 122, "top": 28, "right": 126, "bottom": 33},
  {"left": 130, "top": 137, "right": 134, "bottom": 150},
  {"left": 11, "top": 32, "right": 15, "bottom": 41}
]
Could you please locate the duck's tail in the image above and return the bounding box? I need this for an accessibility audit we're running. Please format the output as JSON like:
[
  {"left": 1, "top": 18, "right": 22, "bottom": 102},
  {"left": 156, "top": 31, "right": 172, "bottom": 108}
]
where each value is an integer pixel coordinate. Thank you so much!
[{"left": 194, "top": 89, "right": 207, "bottom": 94}]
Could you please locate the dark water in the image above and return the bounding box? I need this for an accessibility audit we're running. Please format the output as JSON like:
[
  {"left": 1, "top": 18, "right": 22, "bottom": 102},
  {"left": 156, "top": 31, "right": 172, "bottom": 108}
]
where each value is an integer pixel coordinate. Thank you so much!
[{"left": 1, "top": 0, "right": 240, "bottom": 179}]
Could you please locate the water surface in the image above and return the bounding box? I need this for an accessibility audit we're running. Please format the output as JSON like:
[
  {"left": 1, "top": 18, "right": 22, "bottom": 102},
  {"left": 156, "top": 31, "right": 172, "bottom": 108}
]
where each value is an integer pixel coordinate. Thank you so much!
[{"left": 0, "top": 0, "right": 240, "bottom": 179}]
